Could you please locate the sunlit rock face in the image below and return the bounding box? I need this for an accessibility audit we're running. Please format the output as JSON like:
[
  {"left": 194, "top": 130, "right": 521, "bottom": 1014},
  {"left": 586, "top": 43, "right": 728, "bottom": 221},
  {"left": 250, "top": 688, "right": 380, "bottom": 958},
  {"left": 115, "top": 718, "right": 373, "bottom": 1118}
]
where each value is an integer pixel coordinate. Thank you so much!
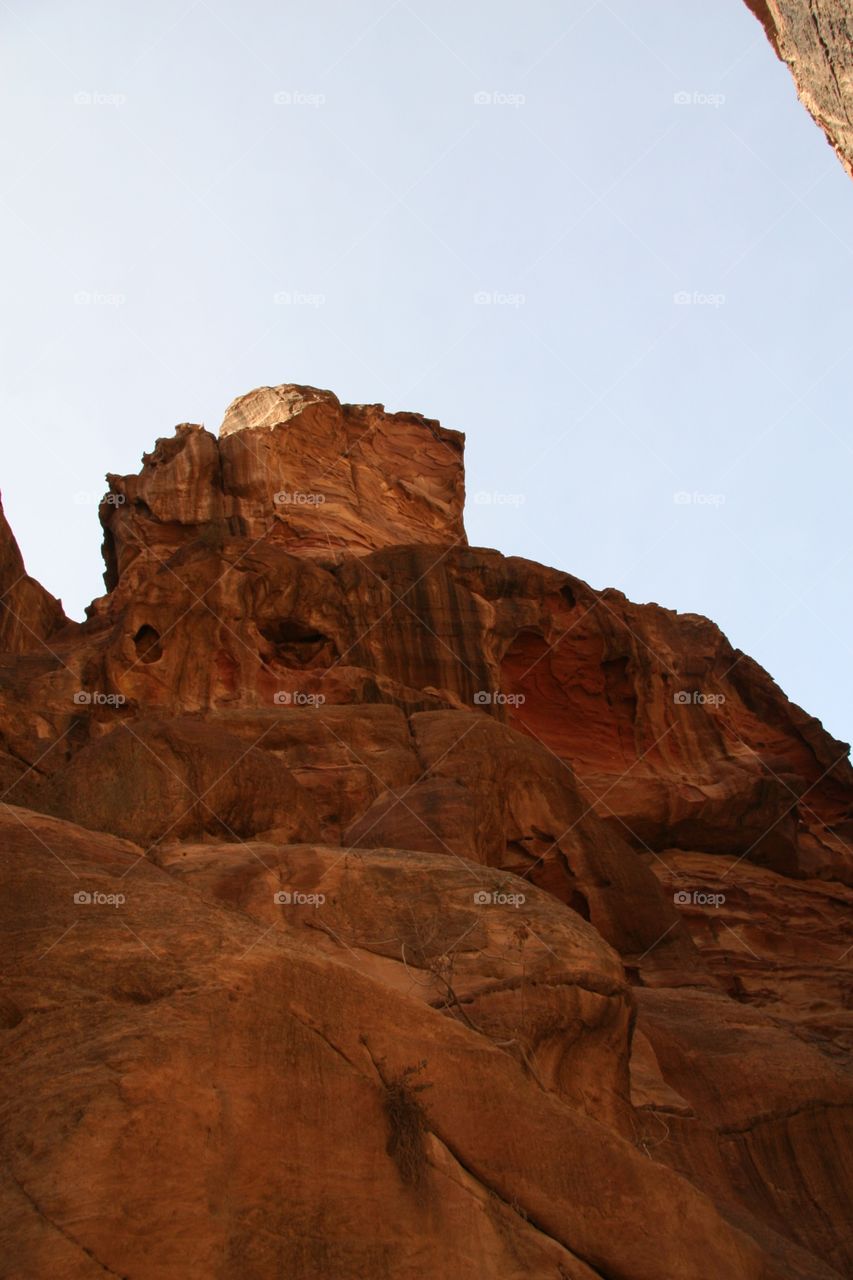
[
  {"left": 98, "top": 383, "right": 466, "bottom": 592},
  {"left": 745, "top": 0, "right": 853, "bottom": 179},
  {"left": 1, "top": 383, "right": 851, "bottom": 1280}
]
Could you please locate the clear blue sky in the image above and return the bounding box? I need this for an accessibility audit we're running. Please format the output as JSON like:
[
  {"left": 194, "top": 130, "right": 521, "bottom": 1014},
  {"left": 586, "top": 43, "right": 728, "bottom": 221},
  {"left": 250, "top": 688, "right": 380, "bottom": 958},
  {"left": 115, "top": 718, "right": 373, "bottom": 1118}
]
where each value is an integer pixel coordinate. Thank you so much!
[{"left": 2, "top": 1, "right": 851, "bottom": 745}]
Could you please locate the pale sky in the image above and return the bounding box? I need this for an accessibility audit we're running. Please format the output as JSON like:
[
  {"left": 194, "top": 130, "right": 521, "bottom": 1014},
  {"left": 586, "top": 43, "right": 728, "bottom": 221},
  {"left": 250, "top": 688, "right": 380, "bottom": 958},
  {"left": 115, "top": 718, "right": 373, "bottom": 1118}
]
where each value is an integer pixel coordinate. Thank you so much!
[{"left": 2, "top": 0, "right": 851, "bottom": 745}]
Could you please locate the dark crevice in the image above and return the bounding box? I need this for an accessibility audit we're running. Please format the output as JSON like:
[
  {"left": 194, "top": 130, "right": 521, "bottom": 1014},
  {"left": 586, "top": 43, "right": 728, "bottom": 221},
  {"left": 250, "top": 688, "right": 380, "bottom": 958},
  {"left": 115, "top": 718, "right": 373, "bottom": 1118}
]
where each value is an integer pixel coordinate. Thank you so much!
[
  {"left": 133, "top": 625, "right": 163, "bottom": 664},
  {"left": 808, "top": 0, "right": 850, "bottom": 122},
  {"left": 258, "top": 618, "right": 339, "bottom": 667},
  {"left": 6, "top": 1170, "right": 129, "bottom": 1278}
]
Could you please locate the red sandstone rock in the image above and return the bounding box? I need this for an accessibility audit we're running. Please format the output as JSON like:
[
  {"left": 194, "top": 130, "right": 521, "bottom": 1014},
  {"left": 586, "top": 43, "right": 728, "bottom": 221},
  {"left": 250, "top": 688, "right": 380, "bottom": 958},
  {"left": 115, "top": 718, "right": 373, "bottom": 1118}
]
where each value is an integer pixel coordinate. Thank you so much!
[
  {"left": 39, "top": 717, "right": 320, "bottom": 848},
  {"left": 99, "top": 384, "right": 466, "bottom": 592},
  {"left": 0, "top": 807, "right": 821, "bottom": 1280},
  {"left": 0, "top": 493, "right": 68, "bottom": 654},
  {"left": 0, "top": 384, "right": 850, "bottom": 1278}
]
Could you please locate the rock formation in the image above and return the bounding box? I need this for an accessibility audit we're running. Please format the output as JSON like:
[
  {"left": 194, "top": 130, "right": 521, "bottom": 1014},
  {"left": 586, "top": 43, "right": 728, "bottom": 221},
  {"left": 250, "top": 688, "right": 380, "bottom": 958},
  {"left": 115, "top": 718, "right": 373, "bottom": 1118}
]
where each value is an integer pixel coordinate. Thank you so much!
[
  {"left": 100, "top": 385, "right": 466, "bottom": 592},
  {"left": 0, "top": 495, "right": 67, "bottom": 654},
  {"left": 745, "top": 0, "right": 853, "bottom": 178},
  {"left": 1, "top": 384, "right": 850, "bottom": 1279}
]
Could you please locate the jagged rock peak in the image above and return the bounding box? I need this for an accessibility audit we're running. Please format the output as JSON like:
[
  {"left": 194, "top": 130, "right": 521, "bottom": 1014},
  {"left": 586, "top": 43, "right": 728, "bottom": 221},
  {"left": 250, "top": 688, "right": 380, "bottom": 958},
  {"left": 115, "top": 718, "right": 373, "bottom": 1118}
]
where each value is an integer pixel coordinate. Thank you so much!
[{"left": 99, "top": 383, "right": 468, "bottom": 589}]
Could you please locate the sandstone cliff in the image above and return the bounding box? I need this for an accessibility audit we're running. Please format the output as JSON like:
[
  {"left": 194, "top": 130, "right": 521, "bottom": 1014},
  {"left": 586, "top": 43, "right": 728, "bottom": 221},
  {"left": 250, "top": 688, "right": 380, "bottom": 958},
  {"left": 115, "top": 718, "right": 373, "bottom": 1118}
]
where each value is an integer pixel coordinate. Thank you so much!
[
  {"left": 0, "top": 495, "right": 68, "bottom": 654},
  {"left": 0, "top": 384, "right": 850, "bottom": 1279},
  {"left": 745, "top": 0, "right": 853, "bottom": 178}
]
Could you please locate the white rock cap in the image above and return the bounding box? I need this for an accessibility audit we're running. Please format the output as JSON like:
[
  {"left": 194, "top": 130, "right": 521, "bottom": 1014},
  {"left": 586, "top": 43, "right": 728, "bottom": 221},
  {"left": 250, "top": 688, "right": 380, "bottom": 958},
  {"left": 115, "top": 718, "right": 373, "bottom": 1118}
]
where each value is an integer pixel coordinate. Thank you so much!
[{"left": 218, "top": 384, "right": 340, "bottom": 436}]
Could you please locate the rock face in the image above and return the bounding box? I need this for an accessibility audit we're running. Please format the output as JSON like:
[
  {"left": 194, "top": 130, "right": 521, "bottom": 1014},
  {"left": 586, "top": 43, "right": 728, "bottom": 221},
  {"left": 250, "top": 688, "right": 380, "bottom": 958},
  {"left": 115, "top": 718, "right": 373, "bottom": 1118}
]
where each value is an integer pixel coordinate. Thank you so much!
[
  {"left": 99, "top": 384, "right": 466, "bottom": 591},
  {"left": 745, "top": 0, "right": 853, "bottom": 178},
  {"left": 1, "top": 384, "right": 851, "bottom": 1279},
  {"left": 0, "top": 494, "right": 69, "bottom": 654}
]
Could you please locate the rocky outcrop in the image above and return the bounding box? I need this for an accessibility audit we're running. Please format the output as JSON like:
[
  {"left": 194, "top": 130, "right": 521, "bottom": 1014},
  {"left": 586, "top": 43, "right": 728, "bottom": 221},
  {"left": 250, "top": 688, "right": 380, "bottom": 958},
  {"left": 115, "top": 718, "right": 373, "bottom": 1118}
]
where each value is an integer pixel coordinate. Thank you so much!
[
  {"left": 1, "top": 384, "right": 850, "bottom": 1279},
  {"left": 0, "top": 806, "right": 832, "bottom": 1280},
  {"left": 39, "top": 717, "right": 320, "bottom": 847},
  {"left": 745, "top": 0, "right": 853, "bottom": 178},
  {"left": 99, "top": 384, "right": 466, "bottom": 591},
  {"left": 0, "top": 494, "right": 68, "bottom": 654}
]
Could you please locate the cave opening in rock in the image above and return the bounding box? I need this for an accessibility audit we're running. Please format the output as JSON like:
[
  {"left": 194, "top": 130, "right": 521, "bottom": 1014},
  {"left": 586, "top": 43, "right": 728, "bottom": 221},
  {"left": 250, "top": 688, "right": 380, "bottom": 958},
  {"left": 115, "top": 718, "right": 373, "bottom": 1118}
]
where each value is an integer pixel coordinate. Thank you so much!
[
  {"left": 258, "top": 618, "right": 338, "bottom": 668},
  {"left": 567, "top": 890, "right": 591, "bottom": 921},
  {"left": 133, "top": 624, "right": 163, "bottom": 664}
]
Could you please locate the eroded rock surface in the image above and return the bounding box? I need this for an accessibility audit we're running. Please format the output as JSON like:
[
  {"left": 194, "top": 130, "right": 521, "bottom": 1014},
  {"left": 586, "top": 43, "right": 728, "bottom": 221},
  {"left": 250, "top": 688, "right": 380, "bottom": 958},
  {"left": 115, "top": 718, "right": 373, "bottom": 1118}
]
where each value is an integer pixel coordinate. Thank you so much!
[
  {"left": 0, "top": 494, "right": 69, "bottom": 654},
  {"left": 0, "top": 385, "right": 850, "bottom": 1279},
  {"left": 745, "top": 0, "right": 853, "bottom": 178},
  {"left": 99, "top": 384, "right": 466, "bottom": 590}
]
